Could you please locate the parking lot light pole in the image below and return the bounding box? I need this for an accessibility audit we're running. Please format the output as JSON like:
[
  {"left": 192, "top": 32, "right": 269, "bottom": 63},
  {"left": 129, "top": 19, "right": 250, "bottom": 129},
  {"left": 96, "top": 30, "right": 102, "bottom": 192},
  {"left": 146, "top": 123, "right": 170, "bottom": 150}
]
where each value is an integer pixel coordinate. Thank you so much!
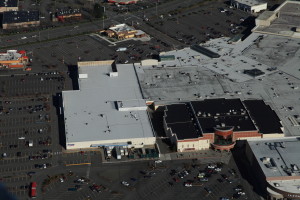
[{"left": 103, "top": 6, "right": 105, "bottom": 29}]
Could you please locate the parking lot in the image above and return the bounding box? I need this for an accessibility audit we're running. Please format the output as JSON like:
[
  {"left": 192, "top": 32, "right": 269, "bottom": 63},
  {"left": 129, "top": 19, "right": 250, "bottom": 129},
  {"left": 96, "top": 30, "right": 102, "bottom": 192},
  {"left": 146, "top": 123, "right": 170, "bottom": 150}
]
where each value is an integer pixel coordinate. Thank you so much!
[
  {"left": 146, "top": 1, "right": 252, "bottom": 45},
  {"left": 39, "top": 158, "right": 260, "bottom": 200}
]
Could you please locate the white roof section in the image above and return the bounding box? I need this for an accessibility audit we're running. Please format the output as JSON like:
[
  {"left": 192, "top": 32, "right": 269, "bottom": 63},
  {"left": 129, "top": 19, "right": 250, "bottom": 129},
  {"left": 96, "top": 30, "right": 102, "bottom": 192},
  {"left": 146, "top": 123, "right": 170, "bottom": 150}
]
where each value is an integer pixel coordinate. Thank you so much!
[
  {"left": 248, "top": 138, "right": 300, "bottom": 194},
  {"left": 0, "top": 50, "right": 22, "bottom": 61},
  {"left": 233, "top": 0, "right": 266, "bottom": 6},
  {"left": 149, "top": 33, "right": 276, "bottom": 83},
  {"left": 109, "top": 23, "right": 135, "bottom": 33},
  {"left": 62, "top": 60, "right": 155, "bottom": 143},
  {"left": 243, "top": 33, "right": 300, "bottom": 79}
]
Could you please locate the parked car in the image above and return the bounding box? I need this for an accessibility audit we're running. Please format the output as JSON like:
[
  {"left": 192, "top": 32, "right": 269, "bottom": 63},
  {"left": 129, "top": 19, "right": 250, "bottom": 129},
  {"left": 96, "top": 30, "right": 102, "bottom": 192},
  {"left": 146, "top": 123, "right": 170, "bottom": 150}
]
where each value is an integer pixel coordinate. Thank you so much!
[
  {"left": 204, "top": 187, "right": 212, "bottom": 194},
  {"left": 184, "top": 182, "right": 192, "bottom": 187},
  {"left": 121, "top": 181, "right": 129, "bottom": 186},
  {"left": 199, "top": 178, "right": 208, "bottom": 182}
]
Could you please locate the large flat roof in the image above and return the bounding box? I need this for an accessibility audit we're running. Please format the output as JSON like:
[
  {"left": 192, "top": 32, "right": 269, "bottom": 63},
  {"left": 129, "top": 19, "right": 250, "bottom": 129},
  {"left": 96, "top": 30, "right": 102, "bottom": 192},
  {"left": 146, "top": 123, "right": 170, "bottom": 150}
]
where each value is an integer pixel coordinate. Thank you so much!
[
  {"left": 191, "top": 99, "right": 257, "bottom": 133},
  {"left": 0, "top": 0, "right": 18, "bottom": 7},
  {"left": 168, "top": 122, "right": 200, "bottom": 140},
  {"left": 244, "top": 100, "right": 283, "bottom": 134},
  {"left": 165, "top": 104, "right": 191, "bottom": 124},
  {"left": 62, "top": 61, "right": 155, "bottom": 144},
  {"left": 248, "top": 137, "right": 300, "bottom": 193},
  {"left": 253, "top": 1, "right": 300, "bottom": 37},
  {"left": 242, "top": 33, "right": 300, "bottom": 79},
  {"left": 2, "top": 11, "right": 40, "bottom": 24},
  {"left": 164, "top": 103, "right": 203, "bottom": 139}
]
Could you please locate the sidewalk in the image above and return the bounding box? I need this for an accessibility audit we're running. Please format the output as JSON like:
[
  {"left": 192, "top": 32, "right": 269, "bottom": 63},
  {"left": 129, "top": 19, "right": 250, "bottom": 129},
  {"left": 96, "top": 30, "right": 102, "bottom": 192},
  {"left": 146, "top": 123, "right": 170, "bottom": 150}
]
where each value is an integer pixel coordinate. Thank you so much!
[{"left": 101, "top": 148, "right": 231, "bottom": 164}]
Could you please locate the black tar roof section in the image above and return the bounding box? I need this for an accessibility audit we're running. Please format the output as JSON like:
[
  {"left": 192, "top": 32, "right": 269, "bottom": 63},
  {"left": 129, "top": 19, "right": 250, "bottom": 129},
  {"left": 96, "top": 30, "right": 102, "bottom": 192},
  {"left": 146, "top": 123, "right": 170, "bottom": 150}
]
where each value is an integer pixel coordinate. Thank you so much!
[
  {"left": 191, "top": 44, "right": 220, "bottom": 58},
  {"left": 165, "top": 104, "right": 191, "bottom": 124},
  {"left": 191, "top": 98, "right": 257, "bottom": 133},
  {"left": 168, "top": 122, "right": 199, "bottom": 140},
  {"left": 243, "top": 100, "right": 283, "bottom": 134},
  {"left": 0, "top": 0, "right": 18, "bottom": 7},
  {"left": 2, "top": 11, "right": 39, "bottom": 24}
]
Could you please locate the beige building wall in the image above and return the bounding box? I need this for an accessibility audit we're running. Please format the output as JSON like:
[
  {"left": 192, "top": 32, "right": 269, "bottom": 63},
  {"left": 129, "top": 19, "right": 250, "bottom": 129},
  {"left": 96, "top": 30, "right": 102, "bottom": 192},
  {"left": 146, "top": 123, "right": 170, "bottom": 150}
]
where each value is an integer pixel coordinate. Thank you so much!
[
  {"left": 3, "top": 21, "right": 40, "bottom": 29},
  {"left": 262, "top": 133, "right": 285, "bottom": 138},
  {"left": 236, "top": 136, "right": 261, "bottom": 140},
  {"left": 251, "top": 3, "right": 267, "bottom": 13},
  {"left": 0, "top": 7, "right": 18, "bottom": 13},
  {"left": 67, "top": 136, "right": 156, "bottom": 150},
  {"left": 255, "top": 12, "right": 277, "bottom": 26},
  {"left": 141, "top": 59, "right": 159, "bottom": 66},
  {"left": 177, "top": 139, "right": 210, "bottom": 152}
]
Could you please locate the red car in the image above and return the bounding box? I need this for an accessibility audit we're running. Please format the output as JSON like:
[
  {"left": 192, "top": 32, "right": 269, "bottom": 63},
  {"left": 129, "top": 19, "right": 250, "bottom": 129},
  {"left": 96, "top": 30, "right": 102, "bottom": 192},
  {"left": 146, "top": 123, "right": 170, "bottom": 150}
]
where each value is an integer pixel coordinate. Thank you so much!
[
  {"left": 30, "top": 182, "right": 37, "bottom": 198},
  {"left": 173, "top": 177, "right": 180, "bottom": 182}
]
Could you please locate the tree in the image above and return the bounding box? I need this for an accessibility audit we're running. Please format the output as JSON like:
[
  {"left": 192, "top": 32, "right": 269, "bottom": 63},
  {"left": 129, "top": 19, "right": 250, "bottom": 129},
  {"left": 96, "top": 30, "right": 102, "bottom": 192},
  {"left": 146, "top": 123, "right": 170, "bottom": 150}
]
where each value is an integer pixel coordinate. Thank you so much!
[{"left": 93, "top": 3, "right": 104, "bottom": 18}]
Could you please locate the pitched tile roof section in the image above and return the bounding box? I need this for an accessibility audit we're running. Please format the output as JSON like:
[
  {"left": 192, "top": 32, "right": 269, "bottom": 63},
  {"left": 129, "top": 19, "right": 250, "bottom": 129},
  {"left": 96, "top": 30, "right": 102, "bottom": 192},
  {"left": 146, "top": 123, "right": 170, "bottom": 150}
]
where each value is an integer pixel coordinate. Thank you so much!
[
  {"left": 243, "top": 100, "right": 283, "bottom": 134},
  {"left": 191, "top": 99, "right": 257, "bottom": 133},
  {"left": 2, "top": 11, "right": 39, "bottom": 24},
  {"left": 0, "top": 0, "right": 18, "bottom": 7}
]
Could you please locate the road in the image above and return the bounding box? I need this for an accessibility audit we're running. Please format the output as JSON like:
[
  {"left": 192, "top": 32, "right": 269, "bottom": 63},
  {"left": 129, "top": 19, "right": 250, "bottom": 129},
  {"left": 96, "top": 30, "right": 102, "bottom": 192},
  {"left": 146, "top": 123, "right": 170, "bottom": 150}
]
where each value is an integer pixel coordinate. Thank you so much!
[{"left": 0, "top": 9, "right": 186, "bottom": 50}]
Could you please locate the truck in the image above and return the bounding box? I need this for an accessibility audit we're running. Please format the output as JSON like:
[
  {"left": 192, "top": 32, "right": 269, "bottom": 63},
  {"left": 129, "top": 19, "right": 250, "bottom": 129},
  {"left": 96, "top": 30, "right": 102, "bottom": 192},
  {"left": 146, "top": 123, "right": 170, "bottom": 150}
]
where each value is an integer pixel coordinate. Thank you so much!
[
  {"left": 124, "top": 148, "right": 128, "bottom": 156},
  {"left": 116, "top": 47, "right": 127, "bottom": 52},
  {"left": 115, "top": 147, "right": 121, "bottom": 160},
  {"left": 105, "top": 147, "right": 111, "bottom": 158},
  {"left": 30, "top": 182, "right": 37, "bottom": 198},
  {"left": 29, "top": 140, "right": 33, "bottom": 147},
  {"left": 120, "top": 147, "right": 125, "bottom": 156}
]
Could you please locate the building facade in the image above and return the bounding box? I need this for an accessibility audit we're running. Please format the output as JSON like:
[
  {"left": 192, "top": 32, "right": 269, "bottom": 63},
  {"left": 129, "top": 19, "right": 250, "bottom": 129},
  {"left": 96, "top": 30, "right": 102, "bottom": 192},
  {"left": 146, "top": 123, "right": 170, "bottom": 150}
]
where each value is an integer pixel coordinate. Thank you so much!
[
  {"left": 62, "top": 60, "right": 156, "bottom": 150},
  {"left": 231, "top": 0, "right": 267, "bottom": 13},
  {"left": 53, "top": 8, "right": 82, "bottom": 22},
  {"left": 103, "top": 24, "right": 147, "bottom": 40},
  {"left": 246, "top": 138, "right": 300, "bottom": 200},
  {"left": 0, "top": 50, "right": 29, "bottom": 69},
  {"left": 0, "top": 0, "right": 18, "bottom": 13},
  {"left": 164, "top": 99, "right": 284, "bottom": 152}
]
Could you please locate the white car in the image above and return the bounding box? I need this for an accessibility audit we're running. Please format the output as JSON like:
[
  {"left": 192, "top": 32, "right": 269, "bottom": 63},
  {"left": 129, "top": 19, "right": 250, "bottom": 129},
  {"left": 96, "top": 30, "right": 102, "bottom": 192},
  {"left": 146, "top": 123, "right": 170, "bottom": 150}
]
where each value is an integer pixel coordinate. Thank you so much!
[
  {"left": 21, "top": 36, "right": 27, "bottom": 40},
  {"left": 215, "top": 168, "right": 222, "bottom": 172},
  {"left": 18, "top": 137, "right": 25, "bottom": 140},
  {"left": 184, "top": 183, "right": 192, "bottom": 187},
  {"left": 207, "top": 165, "right": 216, "bottom": 169},
  {"left": 59, "top": 178, "right": 64, "bottom": 182},
  {"left": 121, "top": 181, "right": 129, "bottom": 186},
  {"left": 155, "top": 160, "right": 162, "bottom": 164}
]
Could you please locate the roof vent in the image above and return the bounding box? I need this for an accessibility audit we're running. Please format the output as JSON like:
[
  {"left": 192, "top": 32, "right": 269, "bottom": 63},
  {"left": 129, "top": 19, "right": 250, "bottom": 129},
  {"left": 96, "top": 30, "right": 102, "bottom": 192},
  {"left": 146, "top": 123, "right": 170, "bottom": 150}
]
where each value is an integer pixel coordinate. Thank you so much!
[{"left": 197, "top": 111, "right": 201, "bottom": 117}]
